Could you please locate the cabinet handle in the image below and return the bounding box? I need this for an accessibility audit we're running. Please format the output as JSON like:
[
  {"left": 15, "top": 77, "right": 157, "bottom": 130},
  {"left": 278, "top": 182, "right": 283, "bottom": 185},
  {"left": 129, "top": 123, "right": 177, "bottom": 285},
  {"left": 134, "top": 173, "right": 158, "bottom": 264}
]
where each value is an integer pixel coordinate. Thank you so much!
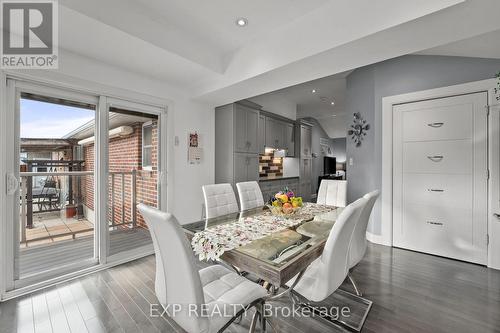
[
  {"left": 427, "top": 122, "right": 444, "bottom": 128},
  {"left": 427, "top": 189, "right": 444, "bottom": 192},
  {"left": 427, "top": 221, "right": 443, "bottom": 226},
  {"left": 427, "top": 155, "right": 443, "bottom": 162}
]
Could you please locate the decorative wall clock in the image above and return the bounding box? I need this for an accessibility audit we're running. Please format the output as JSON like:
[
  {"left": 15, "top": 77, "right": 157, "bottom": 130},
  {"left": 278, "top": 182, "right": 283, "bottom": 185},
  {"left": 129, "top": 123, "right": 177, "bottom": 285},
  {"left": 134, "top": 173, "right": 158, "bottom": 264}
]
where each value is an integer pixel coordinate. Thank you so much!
[{"left": 348, "top": 112, "right": 370, "bottom": 147}]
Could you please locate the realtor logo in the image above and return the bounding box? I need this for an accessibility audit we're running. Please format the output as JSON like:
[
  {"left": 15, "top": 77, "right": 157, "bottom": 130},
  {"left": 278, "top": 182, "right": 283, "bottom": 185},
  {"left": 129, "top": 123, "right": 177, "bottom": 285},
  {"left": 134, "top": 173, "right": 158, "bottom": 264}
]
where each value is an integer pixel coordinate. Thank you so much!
[{"left": 1, "top": 0, "right": 58, "bottom": 68}]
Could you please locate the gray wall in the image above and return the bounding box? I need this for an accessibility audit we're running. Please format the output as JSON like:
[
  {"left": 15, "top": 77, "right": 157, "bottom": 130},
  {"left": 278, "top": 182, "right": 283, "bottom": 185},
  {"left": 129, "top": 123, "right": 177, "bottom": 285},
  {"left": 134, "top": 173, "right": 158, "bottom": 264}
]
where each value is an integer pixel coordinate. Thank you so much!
[
  {"left": 346, "top": 55, "right": 500, "bottom": 234},
  {"left": 332, "top": 138, "right": 346, "bottom": 163}
]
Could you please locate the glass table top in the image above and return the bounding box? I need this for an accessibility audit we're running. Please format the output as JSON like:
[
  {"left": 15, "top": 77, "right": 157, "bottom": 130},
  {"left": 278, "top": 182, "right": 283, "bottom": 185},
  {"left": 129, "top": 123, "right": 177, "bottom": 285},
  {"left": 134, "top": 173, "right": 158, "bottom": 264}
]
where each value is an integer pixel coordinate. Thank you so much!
[{"left": 183, "top": 205, "right": 343, "bottom": 267}]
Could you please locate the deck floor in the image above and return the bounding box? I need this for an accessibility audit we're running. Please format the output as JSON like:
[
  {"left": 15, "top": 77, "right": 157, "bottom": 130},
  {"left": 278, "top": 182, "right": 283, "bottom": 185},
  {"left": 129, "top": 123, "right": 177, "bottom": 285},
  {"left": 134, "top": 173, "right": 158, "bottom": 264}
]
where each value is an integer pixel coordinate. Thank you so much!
[
  {"left": 21, "top": 212, "right": 94, "bottom": 248},
  {"left": 2, "top": 244, "right": 500, "bottom": 332},
  {"left": 18, "top": 228, "right": 152, "bottom": 278}
]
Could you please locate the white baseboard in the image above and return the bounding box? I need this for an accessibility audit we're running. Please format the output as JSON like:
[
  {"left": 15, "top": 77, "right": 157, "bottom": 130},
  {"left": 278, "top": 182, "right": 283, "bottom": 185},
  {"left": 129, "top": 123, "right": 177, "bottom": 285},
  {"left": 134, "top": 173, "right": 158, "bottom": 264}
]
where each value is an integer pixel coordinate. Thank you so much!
[{"left": 366, "top": 231, "right": 391, "bottom": 247}]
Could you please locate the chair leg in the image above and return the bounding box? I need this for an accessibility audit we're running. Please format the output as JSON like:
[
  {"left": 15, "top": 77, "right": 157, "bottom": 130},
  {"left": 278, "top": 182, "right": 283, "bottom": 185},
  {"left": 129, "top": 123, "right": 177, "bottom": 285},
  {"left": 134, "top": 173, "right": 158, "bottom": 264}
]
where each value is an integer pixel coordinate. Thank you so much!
[
  {"left": 249, "top": 304, "right": 260, "bottom": 333},
  {"left": 348, "top": 273, "right": 362, "bottom": 296}
]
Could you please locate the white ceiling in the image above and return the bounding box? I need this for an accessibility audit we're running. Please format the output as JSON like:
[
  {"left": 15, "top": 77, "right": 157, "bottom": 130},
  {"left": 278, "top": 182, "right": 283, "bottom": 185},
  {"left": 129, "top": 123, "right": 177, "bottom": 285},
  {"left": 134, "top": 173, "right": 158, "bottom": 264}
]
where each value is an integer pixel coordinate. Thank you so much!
[
  {"left": 416, "top": 29, "right": 500, "bottom": 59},
  {"left": 249, "top": 72, "right": 350, "bottom": 138},
  {"left": 55, "top": 0, "right": 500, "bottom": 105}
]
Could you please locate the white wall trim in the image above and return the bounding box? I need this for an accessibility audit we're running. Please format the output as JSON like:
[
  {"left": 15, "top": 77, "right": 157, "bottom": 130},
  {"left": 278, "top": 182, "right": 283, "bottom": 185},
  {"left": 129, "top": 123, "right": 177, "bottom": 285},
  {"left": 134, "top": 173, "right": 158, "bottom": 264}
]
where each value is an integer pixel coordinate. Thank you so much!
[{"left": 381, "top": 78, "right": 497, "bottom": 268}]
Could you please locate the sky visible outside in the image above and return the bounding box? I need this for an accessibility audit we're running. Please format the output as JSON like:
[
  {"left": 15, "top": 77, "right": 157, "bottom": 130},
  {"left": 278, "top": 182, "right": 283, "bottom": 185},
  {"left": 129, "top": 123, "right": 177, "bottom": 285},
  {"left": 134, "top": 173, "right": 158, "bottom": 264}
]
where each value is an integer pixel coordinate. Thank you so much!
[{"left": 20, "top": 99, "right": 94, "bottom": 139}]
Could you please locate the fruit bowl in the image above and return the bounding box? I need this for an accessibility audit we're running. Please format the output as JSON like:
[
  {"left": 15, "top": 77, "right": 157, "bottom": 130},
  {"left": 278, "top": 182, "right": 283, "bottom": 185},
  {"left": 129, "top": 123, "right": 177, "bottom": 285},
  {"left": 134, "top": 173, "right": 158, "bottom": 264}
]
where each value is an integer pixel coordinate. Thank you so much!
[
  {"left": 266, "top": 204, "right": 301, "bottom": 216},
  {"left": 267, "top": 187, "right": 303, "bottom": 216}
]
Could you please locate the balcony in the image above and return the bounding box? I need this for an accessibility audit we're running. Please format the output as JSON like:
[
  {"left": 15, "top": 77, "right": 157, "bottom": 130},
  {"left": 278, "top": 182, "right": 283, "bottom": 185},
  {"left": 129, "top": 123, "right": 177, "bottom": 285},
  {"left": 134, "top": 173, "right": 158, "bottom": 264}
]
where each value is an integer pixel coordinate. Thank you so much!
[{"left": 17, "top": 170, "right": 152, "bottom": 279}]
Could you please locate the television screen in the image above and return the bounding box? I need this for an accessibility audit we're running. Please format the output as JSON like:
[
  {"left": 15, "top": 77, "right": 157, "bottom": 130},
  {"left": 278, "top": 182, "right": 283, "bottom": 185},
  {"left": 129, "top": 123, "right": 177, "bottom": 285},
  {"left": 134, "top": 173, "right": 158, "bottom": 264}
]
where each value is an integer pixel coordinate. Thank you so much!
[{"left": 324, "top": 156, "right": 337, "bottom": 175}]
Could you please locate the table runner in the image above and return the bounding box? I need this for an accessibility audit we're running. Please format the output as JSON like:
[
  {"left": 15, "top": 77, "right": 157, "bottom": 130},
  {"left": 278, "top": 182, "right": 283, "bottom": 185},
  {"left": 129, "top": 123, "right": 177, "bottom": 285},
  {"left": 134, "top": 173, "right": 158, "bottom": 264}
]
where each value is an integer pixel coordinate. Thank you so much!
[{"left": 191, "top": 203, "right": 336, "bottom": 261}]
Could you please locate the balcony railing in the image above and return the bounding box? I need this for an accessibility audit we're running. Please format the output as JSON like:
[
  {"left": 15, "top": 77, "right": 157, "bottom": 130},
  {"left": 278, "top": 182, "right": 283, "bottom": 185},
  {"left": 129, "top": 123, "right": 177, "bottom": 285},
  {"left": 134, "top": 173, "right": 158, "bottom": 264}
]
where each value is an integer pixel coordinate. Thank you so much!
[{"left": 19, "top": 170, "right": 138, "bottom": 246}]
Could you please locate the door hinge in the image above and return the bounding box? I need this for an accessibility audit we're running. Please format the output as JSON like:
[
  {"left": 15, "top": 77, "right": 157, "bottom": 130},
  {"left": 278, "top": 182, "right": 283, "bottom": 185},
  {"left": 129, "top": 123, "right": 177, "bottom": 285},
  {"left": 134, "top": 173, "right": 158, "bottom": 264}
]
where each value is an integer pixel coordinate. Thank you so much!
[
  {"left": 486, "top": 105, "right": 490, "bottom": 116},
  {"left": 487, "top": 169, "right": 490, "bottom": 180},
  {"left": 487, "top": 234, "right": 489, "bottom": 246}
]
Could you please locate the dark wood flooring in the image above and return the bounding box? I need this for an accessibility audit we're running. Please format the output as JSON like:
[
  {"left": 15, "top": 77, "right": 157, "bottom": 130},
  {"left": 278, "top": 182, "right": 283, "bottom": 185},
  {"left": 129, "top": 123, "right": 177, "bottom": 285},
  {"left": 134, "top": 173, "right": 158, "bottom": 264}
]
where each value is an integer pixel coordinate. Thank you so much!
[{"left": 1, "top": 243, "right": 500, "bottom": 333}]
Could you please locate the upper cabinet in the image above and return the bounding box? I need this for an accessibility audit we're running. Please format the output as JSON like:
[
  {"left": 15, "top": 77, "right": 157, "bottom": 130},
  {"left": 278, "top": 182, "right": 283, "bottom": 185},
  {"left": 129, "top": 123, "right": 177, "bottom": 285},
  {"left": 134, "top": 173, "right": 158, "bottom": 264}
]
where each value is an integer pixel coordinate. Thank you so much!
[
  {"left": 263, "top": 114, "right": 295, "bottom": 156},
  {"left": 283, "top": 122, "right": 295, "bottom": 157},
  {"left": 258, "top": 114, "right": 266, "bottom": 154},
  {"left": 297, "top": 123, "right": 312, "bottom": 158},
  {"left": 234, "top": 104, "right": 259, "bottom": 154}
]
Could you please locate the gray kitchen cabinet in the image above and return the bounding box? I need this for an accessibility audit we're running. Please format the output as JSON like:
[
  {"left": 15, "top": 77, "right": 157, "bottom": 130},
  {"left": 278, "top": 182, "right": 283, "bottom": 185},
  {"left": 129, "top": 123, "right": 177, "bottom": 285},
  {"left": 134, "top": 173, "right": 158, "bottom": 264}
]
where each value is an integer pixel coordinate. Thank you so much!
[
  {"left": 300, "top": 124, "right": 312, "bottom": 158},
  {"left": 215, "top": 102, "right": 261, "bottom": 189},
  {"left": 299, "top": 158, "right": 312, "bottom": 202},
  {"left": 265, "top": 117, "right": 281, "bottom": 149},
  {"left": 234, "top": 153, "right": 259, "bottom": 184},
  {"left": 234, "top": 104, "right": 259, "bottom": 154},
  {"left": 258, "top": 115, "right": 266, "bottom": 154},
  {"left": 283, "top": 122, "right": 295, "bottom": 157}
]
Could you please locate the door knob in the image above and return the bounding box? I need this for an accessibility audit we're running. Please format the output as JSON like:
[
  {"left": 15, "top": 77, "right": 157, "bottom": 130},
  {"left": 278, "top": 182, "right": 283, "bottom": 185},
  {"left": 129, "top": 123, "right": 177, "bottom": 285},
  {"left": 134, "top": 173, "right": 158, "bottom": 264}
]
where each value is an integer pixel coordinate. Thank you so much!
[{"left": 494, "top": 213, "right": 500, "bottom": 219}]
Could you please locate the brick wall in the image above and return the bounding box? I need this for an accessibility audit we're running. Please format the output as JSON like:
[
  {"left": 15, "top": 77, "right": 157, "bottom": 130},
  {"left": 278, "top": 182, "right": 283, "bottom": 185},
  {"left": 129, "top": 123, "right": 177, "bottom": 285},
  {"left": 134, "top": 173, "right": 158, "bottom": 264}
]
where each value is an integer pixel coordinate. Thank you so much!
[{"left": 82, "top": 121, "right": 158, "bottom": 228}]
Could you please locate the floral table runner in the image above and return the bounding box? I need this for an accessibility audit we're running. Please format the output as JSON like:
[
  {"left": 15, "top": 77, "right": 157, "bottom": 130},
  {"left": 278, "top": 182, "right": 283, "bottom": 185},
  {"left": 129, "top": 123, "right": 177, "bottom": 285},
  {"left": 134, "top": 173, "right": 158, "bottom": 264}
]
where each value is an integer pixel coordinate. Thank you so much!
[{"left": 191, "top": 203, "right": 336, "bottom": 261}]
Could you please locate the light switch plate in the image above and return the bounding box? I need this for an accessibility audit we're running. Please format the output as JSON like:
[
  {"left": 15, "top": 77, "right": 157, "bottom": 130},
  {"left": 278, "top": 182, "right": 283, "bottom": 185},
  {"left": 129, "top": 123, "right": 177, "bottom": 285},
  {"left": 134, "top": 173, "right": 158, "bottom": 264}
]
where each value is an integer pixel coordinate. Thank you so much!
[{"left": 349, "top": 158, "right": 354, "bottom": 166}]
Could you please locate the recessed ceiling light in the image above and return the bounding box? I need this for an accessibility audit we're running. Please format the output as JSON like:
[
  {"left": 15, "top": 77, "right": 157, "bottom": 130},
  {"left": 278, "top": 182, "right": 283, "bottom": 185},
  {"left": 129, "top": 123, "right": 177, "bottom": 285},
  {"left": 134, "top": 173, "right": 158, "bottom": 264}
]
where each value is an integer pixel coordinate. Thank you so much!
[
  {"left": 331, "top": 101, "right": 335, "bottom": 105},
  {"left": 236, "top": 18, "right": 248, "bottom": 27},
  {"left": 311, "top": 89, "right": 316, "bottom": 93}
]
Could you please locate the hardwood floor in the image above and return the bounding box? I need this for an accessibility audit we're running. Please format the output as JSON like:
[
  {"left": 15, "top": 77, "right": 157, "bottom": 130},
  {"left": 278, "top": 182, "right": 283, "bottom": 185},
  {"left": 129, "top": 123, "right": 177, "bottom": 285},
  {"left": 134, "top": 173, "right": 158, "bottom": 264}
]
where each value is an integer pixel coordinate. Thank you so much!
[{"left": 1, "top": 243, "right": 500, "bottom": 333}]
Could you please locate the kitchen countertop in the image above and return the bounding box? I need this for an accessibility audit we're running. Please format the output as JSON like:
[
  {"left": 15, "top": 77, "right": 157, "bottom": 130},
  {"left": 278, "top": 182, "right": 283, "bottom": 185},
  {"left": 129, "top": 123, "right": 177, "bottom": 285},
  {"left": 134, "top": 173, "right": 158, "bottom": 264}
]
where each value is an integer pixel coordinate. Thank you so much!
[{"left": 259, "top": 176, "right": 299, "bottom": 182}]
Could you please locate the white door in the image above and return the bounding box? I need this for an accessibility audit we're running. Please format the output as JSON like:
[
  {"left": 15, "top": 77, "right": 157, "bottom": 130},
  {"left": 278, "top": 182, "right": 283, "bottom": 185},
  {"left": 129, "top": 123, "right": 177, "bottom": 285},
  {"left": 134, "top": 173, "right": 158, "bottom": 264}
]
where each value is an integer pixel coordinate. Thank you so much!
[
  {"left": 489, "top": 99, "right": 500, "bottom": 269},
  {"left": 393, "top": 92, "right": 488, "bottom": 264}
]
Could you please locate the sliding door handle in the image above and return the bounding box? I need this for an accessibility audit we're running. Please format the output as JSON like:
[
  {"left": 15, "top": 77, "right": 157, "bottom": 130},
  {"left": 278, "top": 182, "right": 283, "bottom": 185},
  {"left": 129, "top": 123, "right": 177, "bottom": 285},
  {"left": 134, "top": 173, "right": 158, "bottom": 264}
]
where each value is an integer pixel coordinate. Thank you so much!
[
  {"left": 427, "top": 155, "right": 444, "bottom": 162},
  {"left": 428, "top": 189, "right": 444, "bottom": 192},
  {"left": 427, "top": 122, "right": 444, "bottom": 128}
]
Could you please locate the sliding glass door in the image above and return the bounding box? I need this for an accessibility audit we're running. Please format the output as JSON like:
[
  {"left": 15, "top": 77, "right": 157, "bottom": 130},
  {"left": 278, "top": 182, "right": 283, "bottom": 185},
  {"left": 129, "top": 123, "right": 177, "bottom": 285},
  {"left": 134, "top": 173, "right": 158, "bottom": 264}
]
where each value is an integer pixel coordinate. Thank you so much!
[
  {"left": 104, "top": 99, "right": 163, "bottom": 259},
  {"left": 2, "top": 79, "right": 167, "bottom": 293},
  {"left": 5, "top": 80, "right": 99, "bottom": 289}
]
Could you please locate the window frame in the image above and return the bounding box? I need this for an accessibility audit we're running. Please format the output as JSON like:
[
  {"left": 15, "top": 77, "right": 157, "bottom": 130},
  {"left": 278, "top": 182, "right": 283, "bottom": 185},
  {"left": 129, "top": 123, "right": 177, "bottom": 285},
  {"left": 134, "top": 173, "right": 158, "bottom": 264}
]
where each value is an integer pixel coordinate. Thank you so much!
[{"left": 141, "top": 121, "right": 153, "bottom": 170}]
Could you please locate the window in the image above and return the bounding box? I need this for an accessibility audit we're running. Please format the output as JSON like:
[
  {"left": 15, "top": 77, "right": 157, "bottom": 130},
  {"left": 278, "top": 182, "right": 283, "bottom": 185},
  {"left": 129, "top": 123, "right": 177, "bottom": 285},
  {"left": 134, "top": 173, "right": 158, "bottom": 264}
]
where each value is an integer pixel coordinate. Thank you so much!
[{"left": 142, "top": 122, "right": 153, "bottom": 169}]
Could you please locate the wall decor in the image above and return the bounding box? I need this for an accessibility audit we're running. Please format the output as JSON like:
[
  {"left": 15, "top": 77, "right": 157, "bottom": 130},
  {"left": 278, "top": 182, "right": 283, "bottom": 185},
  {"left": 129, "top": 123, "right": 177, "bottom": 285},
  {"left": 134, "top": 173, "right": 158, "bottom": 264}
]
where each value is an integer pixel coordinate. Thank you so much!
[
  {"left": 188, "top": 131, "right": 203, "bottom": 164},
  {"left": 347, "top": 112, "right": 370, "bottom": 147}
]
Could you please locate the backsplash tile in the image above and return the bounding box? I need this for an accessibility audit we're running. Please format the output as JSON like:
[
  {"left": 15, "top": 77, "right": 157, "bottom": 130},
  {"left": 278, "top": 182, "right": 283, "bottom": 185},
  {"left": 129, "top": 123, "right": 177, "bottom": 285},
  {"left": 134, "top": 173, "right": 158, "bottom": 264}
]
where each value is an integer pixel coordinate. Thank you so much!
[{"left": 259, "top": 150, "right": 283, "bottom": 178}]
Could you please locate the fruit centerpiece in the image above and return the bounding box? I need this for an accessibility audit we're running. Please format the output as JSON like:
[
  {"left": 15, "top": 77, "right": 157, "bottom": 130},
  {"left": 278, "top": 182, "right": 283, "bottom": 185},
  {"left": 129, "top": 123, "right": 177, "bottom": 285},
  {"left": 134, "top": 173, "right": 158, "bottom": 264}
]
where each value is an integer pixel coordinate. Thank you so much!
[{"left": 267, "top": 187, "right": 303, "bottom": 216}]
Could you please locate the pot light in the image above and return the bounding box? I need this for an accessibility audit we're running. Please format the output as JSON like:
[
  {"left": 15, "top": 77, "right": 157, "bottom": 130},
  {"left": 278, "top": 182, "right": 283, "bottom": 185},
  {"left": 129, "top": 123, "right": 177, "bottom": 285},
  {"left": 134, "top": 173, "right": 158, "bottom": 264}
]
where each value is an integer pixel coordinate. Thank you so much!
[
  {"left": 311, "top": 89, "right": 316, "bottom": 93},
  {"left": 236, "top": 18, "right": 248, "bottom": 27},
  {"left": 331, "top": 101, "right": 335, "bottom": 105}
]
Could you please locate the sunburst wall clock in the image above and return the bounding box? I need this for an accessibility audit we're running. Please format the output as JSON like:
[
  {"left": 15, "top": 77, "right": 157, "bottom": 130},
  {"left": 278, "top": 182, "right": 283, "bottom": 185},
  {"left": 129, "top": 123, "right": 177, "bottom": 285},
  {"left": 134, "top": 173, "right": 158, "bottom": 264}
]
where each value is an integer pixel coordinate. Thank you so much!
[{"left": 348, "top": 112, "right": 370, "bottom": 147}]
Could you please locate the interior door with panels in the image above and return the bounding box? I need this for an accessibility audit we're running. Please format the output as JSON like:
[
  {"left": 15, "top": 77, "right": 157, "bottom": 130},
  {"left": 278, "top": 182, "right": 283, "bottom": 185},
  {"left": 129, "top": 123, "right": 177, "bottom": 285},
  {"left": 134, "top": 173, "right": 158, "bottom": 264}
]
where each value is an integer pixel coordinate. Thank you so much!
[{"left": 393, "top": 92, "right": 488, "bottom": 264}]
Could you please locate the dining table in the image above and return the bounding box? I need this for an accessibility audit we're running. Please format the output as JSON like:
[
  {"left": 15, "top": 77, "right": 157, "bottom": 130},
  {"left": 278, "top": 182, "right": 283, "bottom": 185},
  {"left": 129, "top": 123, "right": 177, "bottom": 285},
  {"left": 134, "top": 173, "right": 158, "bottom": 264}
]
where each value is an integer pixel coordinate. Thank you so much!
[{"left": 183, "top": 203, "right": 343, "bottom": 289}]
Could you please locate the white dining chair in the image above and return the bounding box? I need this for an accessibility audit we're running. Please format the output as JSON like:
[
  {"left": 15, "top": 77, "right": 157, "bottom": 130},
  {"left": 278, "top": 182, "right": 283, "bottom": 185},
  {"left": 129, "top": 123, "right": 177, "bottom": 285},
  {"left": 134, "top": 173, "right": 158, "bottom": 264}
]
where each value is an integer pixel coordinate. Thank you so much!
[
  {"left": 138, "top": 204, "right": 269, "bottom": 333},
  {"left": 347, "top": 190, "right": 380, "bottom": 296},
  {"left": 287, "top": 197, "right": 366, "bottom": 302},
  {"left": 202, "top": 183, "right": 239, "bottom": 219},
  {"left": 316, "top": 180, "right": 347, "bottom": 207},
  {"left": 236, "top": 181, "right": 265, "bottom": 211}
]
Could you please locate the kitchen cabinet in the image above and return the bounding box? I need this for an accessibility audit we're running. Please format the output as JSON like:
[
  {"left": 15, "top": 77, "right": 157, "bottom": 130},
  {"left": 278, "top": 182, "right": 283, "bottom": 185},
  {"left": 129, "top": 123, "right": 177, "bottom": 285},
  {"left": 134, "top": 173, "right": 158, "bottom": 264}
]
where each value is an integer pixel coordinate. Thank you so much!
[
  {"left": 259, "top": 177, "right": 300, "bottom": 202},
  {"left": 283, "top": 122, "right": 295, "bottom": 157},
  {"left": 234, "top": 104, "right": 259, "bottom": 154},
  {"left": 265, "top": 117, "right": 284, "bottom": 149},
  {"left": 263, "top": 115, "right": 295, "bottom": 156},
  {"left": 234, "top": 153, "right": 259, "bottom": 184},
  {"left": 258, "top": 115, "right": 266, "bottom": 154},
  {"left": 299, "top": 158, "right": 312, "bottom": 202},
  {"left": 215, "top": 102, "right": 261, "bottom": 189},
  {"left": 299, "top": 124, "right": 312, "bottom": 158}
]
